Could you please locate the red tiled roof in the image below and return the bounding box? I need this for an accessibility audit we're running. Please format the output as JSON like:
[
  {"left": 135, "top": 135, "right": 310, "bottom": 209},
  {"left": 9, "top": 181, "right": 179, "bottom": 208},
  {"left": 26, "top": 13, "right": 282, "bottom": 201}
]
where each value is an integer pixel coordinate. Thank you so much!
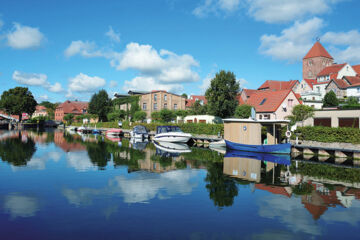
[
  {"left": 344, "top": 76, "right": 360, "bottom": 86},
  {"left": 255, "top": 184, "right": 291, "bottom": 198},
  {"left": 258, "top": 80, "right": 299, "bottom": 91},
  {"left": 352, "top": 65, "right": 360, "bottom": 75},
  {"left": 332, "top": 79, "right": 349, "bottom": 89},
  {"left": 313, "top": 81, "right": 330, "bottom": 86},
  {"left": 303, "top": 41, "right": 333, "bottom": 59},
  {"left": 56, "top": 101, "right": 88, "bottom": 114},
  {"left": 246, "top": 89, "right": 297, "bottom": 113},
  {"left": 303, "top": 203, "right": 328, "bottom": 220},
  {"left": 295, "top": 93, "right": 303, "bottom": 104},
  {"left": 236, "top": 95, "right": 245, "bottom": 105},
  {"left": 185, "top": 95, "right": 207, "bottom": 107},
  {"left": 243, "top": 89, "right": 258, "bottom": 98},
  {"left": 36, "top": 105, "right": 47, "bottom": 111},
  {"left": 304, "top": 79, "right": 317, "bottom": 89},
  {"left": 317, "top": 63, "right": 346, "bottom": 77}
]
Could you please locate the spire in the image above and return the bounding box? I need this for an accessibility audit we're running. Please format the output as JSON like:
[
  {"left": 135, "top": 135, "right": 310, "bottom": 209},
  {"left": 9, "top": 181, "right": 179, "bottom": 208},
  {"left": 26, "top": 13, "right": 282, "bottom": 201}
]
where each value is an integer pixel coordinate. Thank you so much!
[{"left": 303, "top": 41, "right": 333, "bottom": 60}]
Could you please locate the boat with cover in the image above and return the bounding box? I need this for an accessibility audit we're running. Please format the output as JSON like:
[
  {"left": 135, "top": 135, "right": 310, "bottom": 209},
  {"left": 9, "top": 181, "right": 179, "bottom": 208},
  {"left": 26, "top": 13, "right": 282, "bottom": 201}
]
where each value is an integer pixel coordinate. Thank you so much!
[
  {"left": 225, "top": 140, "right": 291, "bottom": 155},
  {"left": 153, "top": 126, "right": 192, "bottom": 143},
  {"left": 130, "top": 125, "right": 149, "bottom": 139}
]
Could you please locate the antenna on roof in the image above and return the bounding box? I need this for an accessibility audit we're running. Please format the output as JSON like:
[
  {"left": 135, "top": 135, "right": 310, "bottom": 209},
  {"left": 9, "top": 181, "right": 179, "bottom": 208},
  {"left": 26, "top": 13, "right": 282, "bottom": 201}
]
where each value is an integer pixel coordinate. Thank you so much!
[{"left": 316, "top": 37, "right": 320, "bottom": 42}]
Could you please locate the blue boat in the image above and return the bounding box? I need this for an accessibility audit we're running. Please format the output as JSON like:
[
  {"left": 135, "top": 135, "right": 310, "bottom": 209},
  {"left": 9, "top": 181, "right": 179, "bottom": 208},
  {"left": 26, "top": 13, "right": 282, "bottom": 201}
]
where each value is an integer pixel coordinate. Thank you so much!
[
  {"left": 225, "top": 150, "right": 291, "bottom": 165},
  {"left": 225, "top": 140, "right": 291, "bottom": 155}
]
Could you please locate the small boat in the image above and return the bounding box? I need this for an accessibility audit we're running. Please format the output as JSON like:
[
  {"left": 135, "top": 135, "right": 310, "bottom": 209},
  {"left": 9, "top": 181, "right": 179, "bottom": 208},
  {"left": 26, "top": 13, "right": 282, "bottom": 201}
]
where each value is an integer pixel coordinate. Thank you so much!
[
  {"left": 225, "top": 140, "right": 291, "bottom": 155},
  {"left": 130, "top": 125, "right": 149, "bottom": 139},
  {"left": 77, "top": 126, "right": 86, "bottom": 132},
  {"left": 153, "top": 141, "right": 191, "bottom": 154},
  {"left": 225, "top": 150, "right": 291, "bottom": 165},
  {"left": 209, "top": 139, "right": 226, "bottom": 149},
  {"left": 153, "top": 126, "right": 192, "bottom": 143},
  {"left": 106, "top": 129, "right": 122, "bottom": 136}
]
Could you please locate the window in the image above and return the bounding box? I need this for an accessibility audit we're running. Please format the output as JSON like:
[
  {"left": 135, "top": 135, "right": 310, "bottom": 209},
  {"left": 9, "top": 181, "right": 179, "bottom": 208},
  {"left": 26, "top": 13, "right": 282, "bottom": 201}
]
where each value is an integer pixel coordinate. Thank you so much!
[
  {"left": 312, "top": 97, "right": 315, "bottom": 101},
  {"left": 316, "top": 86, "right": 320, "bottom": 92},
  {"left": 264, "top": 114, "right": 270, "bottom": 120},
  {"left": 174, "top": 104, "right": 177, "bottom": 110},
  {"left": 308, "top": 60, "right": 313, "bottom": 66},
  {"left": 357, "top": 88, "right": 360, "bottom": 93},
  {"left": 259, "top": 98, "right": 266, "bottom": 105},
  {"left": 288, "top": 99, "right": 293, "bottom": 107},
  {"left": 308, "top": 71, "right": 313, "bottom": 78},
  {"left": 164, "top": 94, "right": 167, "bottom": 101},
  {"left": 154, "top": 94, "right": 157, "bottom": 101},
  {"left": 154, "top": 103, "right": 157, "bottom": 110},
  {"left": 143, "top": 103, "right": 147, "bottom": 110},
  {"left": 164, "top": 103, "right": 167, "bottom": 109},
  {"left": 259, "top": 115, "right": 263, "bottom": 120}
]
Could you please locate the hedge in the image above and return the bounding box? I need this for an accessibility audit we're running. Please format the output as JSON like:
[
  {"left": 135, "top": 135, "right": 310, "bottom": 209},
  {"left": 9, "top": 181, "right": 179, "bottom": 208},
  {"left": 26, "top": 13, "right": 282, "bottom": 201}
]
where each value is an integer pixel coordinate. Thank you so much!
[{"left": 294, "top": 126, "right": 360, "bottom": 144}]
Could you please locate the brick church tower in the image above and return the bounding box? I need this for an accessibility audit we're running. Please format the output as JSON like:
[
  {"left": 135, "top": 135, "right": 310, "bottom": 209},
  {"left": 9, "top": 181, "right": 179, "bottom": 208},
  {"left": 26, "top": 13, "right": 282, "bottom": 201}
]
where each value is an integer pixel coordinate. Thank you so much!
[{"left": 303, "top": 41, "right": 334, "bottom": 80}]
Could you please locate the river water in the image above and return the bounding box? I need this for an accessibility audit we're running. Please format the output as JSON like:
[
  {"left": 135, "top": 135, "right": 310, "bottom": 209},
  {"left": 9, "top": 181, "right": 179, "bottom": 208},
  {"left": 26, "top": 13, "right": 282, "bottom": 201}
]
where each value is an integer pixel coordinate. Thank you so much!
[{"left": 0, "top": 129, "right": 359, "bottom": 239}]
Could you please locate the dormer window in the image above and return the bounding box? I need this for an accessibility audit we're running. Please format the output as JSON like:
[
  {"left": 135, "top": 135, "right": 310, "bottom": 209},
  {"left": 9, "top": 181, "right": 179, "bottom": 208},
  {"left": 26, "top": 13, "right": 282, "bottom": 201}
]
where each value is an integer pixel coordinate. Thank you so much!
[{"left": 260, "top": 98, "right": 267, "bottom": 105}]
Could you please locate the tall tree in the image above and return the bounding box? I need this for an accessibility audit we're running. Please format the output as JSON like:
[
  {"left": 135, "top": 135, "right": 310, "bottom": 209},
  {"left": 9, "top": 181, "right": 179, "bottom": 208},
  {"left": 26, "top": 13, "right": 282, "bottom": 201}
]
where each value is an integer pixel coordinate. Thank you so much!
[
  {"left": 88, "top": 90, "right": 112, "bottom": 122},
  {"left": 0, "top": 87, "right": 37, "bottom": 121},
  {"left": 205, "top": 70, "right": 240, "bottom": 118},
  {"left": 323, "top": 91, "right": 339, "bottom": 107}
]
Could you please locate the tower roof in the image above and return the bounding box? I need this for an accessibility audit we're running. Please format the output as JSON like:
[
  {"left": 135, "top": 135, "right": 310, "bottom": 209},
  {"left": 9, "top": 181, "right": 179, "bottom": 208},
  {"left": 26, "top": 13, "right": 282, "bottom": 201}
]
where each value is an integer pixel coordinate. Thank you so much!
[{"left": 303, "top": 41, "right": 333, "bottom": 60}]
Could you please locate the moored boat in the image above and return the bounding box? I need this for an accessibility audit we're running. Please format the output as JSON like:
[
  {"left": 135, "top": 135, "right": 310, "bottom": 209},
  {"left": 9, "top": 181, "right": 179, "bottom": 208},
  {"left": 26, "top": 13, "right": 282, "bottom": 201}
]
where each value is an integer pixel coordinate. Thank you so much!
[
  {"left": 153, "top": 141, "right": 191, "bottom": 153},
  {"left": 106, "top": 128, "right": 122, "bottom": 136},
  {"left": 130, "top": 125, "right": 149, "bottom": 139},
  {"left": 153, "top": 126, "right": 192, "bottom": 143},
  {"left": 225, "top": 140, "right": 291, "bottom": 155}
]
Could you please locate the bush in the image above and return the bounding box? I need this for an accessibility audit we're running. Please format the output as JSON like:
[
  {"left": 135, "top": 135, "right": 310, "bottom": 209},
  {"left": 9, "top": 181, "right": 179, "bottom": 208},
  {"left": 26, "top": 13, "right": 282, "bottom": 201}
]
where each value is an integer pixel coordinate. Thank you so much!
[
  {"left": 323, "top": 91, "right": 339, "bottom": 107},
  {"left": 133, "top": 111, "right": 147, "bottom": 122},
  {"left": 294, "top": 126, "right": 360, "bottom": 144},
  {"left": 107, "top": 110, "right": 126, "bottom": 121},
  {"left": 151, "top": 112, "right": 161, "bottom": 122},
  {"left": 160, "top": 109, "right": 176, "bottom": 122},
  {"left": 234, "top": 104, "right": 252, "bottom": 118}
]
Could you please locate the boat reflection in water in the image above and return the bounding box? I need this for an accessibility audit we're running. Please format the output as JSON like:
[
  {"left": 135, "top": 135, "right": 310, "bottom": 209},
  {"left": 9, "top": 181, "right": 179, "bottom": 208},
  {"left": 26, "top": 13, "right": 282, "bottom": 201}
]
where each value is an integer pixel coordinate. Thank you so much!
[
  {"left": 130, "top": 137, "right": 148, "bottom": 151},
  {"left": 153, "top": 141, "right": 191, "bottom": 157}
]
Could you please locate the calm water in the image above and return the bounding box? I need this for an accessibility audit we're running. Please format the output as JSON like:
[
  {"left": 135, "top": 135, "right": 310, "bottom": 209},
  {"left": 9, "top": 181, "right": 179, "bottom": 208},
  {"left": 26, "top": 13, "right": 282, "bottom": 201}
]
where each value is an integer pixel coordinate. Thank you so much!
[{"left": 1, "top": 130, "right": 360, "bottom": 240}]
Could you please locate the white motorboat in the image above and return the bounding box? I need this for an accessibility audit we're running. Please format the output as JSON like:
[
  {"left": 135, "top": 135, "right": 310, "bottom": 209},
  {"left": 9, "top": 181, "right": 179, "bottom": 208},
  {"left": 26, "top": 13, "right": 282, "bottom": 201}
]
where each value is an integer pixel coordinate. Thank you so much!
[
  {"left": 130, "top": 125, "right": 149, "bottom": 139},
  {"left": 153, "top": 141, "right": 191, "bottom": 154},
  {"left": 153, "top": 126, "right": 192, "bottom": 143}
]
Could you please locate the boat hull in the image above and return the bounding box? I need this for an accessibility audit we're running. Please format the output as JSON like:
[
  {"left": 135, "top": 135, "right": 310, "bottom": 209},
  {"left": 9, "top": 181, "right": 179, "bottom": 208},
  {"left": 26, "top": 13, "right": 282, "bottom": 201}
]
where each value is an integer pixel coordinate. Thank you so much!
[
  {"left": 225, "top": 140, "right": 291, "bottom": 154},
  {"left": 153, "top": 132, "right": 192, "bottom": 143}
]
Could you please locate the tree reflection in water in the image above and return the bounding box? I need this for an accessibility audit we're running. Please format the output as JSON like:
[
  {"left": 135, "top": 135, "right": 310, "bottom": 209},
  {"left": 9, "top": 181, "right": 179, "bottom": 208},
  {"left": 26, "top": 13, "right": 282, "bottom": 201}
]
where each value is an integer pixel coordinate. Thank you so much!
[
  {"left": 205, "top": 162, "right": 238, "bottom": 209},
  {"left": 86, "top": 142, "right": 111, "bottom": 170},
  {"left": 0, "top": 132, "right": 36, "bottom": 166}
]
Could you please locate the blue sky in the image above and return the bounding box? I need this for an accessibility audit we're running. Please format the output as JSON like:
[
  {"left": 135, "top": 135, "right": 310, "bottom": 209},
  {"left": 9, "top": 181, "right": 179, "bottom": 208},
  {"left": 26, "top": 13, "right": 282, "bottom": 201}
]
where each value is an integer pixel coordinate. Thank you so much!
[{"left": 1, "top": 0, "right": 360, "bottom": 103}]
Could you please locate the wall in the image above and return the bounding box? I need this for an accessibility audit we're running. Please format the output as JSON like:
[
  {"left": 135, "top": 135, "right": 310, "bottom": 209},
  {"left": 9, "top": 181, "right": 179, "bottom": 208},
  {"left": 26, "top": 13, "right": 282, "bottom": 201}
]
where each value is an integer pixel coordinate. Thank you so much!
[
  {"left": 347, "top": 87, "right": 360, "bottom": 99},
  {"left": 273, "top": 91, "right": 301, "bottom": 120},
  {"left": 224, "top": 121, "right": 261, "bottom": 145},
  {"left": 338, "top": 64, "right": 357, "bottom": 79},
  {"left": 303, "top": 56, "right": 333, "bottom": 80},
  {"left": 326, "top": 81, "right": 346, "bottom": 98},
  {"left": 295, "top": 79, "right": 313, "bottom": 94},
  {"left": 303, "top": 109, "right": 360, "bottom": 128}
]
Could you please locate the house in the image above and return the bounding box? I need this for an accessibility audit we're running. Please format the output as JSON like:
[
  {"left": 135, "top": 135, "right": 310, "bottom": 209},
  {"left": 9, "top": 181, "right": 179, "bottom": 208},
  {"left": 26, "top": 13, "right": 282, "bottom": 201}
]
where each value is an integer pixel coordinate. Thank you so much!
[
  {"left": 352, "top": 64, "right": 360, "bottom": 75},
  {"left": 55, "top": 100, "right": 88, "bottom": 122},
  {"left": 183, "top": 115, "right": 223, "bottom": 124},
  {"left": 238, "top": 89, "right": 259, "bottom": 103},
  {"left": 325, "top": 76, "right": 360, "bottom": 100},
  {"left": 258, "top": 80, "right": 299, "bottom": 91},
  {"left": 317, "top": 63, "right": 356, "bottom": 82},
  {"left": 246, "top": 89, "right": 301, "bottom": 120},
  {"left": 185, "top": 95, "right": 207, "bottom": 109},
  {"left": 33, "top": 105, "right": 48, "bottom": 118}
]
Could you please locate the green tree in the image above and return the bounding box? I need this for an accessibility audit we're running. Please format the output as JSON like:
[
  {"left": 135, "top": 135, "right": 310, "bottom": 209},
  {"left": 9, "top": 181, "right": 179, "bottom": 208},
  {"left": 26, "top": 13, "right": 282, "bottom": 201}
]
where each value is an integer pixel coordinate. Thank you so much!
[
  {"left": 151, "top": 111, "right": 161, "bottom": 122},
  {"left": 189, "top": 100, "right": 207, "bottom": 115},
  {"left": 181, "top": 93, "right": 188, "bottom": 99},
  {"left": 346, "top": 96, "right": 359, "bottom": 105},
  {"left": 205, "top": 70, "right": 240, "bottom": 118},
  {"left": 286, "top": 104, "right": 314, "bottom": 126},
  {"left": 88, "top": 90, "right": 112, "bottom": 122},
  {"left": 323, "top": 91, "right": 339, "bottom": 107},
  {"left": 0, "top": 133, "right": 36, "bottom": 166},
  {"left": 0, "top": 87, "right": 37, "bottom": 121},
  {"left": 64, "top": 113, "right": 74, "bottom": 124},
  {"left": 175, "top": 110, "right": 188, "bottom": 119},
  {"left": 234, "top": 104, "right": 252, "bottom": 118},
  {"left": 107, "top": 110, "right": 126, "bottom": 121},
  {"left": 133, "top": 111, "right": 147, "bottom": 122},
  {"left": 86, "top": 142, "right": 111, "bottom": 170},
  {"left": 160, "top": 109, "right": 176, "bottom": 122},
  {"left": 39, "top": 101, "right": 58, "bottom": 120}
]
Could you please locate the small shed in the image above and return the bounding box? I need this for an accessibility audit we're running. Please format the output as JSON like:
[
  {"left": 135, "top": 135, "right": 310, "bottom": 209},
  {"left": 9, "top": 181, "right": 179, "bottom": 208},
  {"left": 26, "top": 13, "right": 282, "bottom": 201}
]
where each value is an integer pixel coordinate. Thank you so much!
[{"left": 183, "top": 115, "right": 223, "bottom": 124}]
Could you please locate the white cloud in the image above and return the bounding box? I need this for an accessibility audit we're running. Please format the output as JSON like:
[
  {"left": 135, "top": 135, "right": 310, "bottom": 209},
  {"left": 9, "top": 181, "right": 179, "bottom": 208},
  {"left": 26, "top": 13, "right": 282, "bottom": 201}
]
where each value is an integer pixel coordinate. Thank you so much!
[
  {"left": 47, "top": 82, "right": 64, "bottom": 93},
  {"left": 7, "top": 23, "right": 44, "bottom": 49},
  {"left": 123, "top": 76, "right": 184, "bottom": 93},
  {"left": 68, "top": 73, "right": 106, "bottom": 93},
  {"left": 105, "top": 26, "right": 120, "bottom": 43},
  {"left": 321, "top": 30, "right": 360, "bottom": 63},
  {"left": 109, "top": 80, "right": 118, "bottom": 88},
  {"left": 3, "top": 194, "right": 39, "bottom": 219},
  {"left": 64, "top": 40, "right": 104, "bottom": 58},
  {"left": 259, "top": 17, "right": 324, "bottom": 62},
  {"left": 193, "top": 0, "right": 241, "bottom": 17},
  {"left": 38, "top": 94, "right": 49, "bottom": 101},
  {"left": 12, "top": 70, "right": 48, "bottom": 86},
  {"left": 66, "top": 152, "right": 95, "bottom": 172}
]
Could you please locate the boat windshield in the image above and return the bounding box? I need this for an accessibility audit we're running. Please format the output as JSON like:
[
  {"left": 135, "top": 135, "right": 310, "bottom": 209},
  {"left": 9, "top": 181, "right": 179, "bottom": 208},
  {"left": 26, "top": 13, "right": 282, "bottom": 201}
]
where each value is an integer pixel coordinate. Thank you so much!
[
  {"left": 157, "top": 126, "right": 183, "bottom": 134},
  {"left": 133, "top": 125, "right": 148, "bottom": 134}
]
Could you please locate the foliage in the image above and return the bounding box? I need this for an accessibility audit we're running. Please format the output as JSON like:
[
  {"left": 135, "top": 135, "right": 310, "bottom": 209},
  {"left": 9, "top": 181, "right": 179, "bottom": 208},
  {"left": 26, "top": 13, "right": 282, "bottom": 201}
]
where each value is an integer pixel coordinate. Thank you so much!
[
  {"left": 86, "top": 141, "right": 111, "bottom": 170},
  {"left": 181, "top": 93, "right": 188, "bottom": 99},
  {"left": 294, "top": 126, "right": 360, "bottom": 144},
  {"left": 346, "top": 96, "right": 359, "bottom": 105},
  {"left": 205, "top": 162, "right": 238, "bottom": 209},
  {"left": 323, "top": 91, "right": 339, "bottom": 107},
  {"left": 151, "top": 111, "right": 161, "bottom": 122},
  {"left": 64, "top": 113, "right": 74, "bottom": 124},
  {"left": 0, "top": 133, "right": 36, "bottom": 166},
  {"left": 341, "top": 97, "right": 360, "bottom": 110},
  {"left": 188, "top": 100, "right": 207, "bottom": 115},
  {"left": 0, "top": 87, "right": 37, "bottom": 121},
  {"left": 286, "top": 104, "right": 314, "bottom": 126},
  {"left": 150, "top": 154, "right": 173, "bottom": 168},
  {"left": 88, "top": 90, "right": 112, "bottom": 122},
  {"left": 107, "top": 110, "right": 126, "bottom": 121},
  {"left": 205, "top": 70, "right": 240, "bottom": 118},
  {"left": 234, "top": 104, "right": 252, "bottom": 118},
  {"left": 160, "top": 109, "right": 176, "bottom": 122},
  {"left": 291, "top": 182, "right": 313, "bottom": 196},
  {"left": 133, "top": 111, "right": 147, "bottom": 122},
  {"left": 75, "top": 115, "right": 84, "bottom": 122},
  {"left": 175, "top": 110, "right": 189, "bottom": 119}
]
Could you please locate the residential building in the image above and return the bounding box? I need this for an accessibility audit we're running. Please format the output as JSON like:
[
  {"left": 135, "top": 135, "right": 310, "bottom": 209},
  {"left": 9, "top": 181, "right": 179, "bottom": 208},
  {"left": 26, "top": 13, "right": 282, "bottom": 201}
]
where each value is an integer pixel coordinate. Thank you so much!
[
  {"left": 33, "top": 105, "right": 48, "bottom": 118},
  {"left": 325, "top": 76, "right": 360, "bottom": 100},
  {"left": 245, "top": 89, "right": 301, "bottom": 120},
  {"left": 352, "top": 64, "right": 360, "bottom": 75},
  {"left": 183, "top": 115, "right": 223, "bottom": 124},
  {"left": 258, "top": 80, "right": 299, "bottom": 91},
  {"left": 55, "top": 100, "right": 88, "bottom": 122},
  {"left": 185, "top": 95, "right": 207, "bottom": 109},
  {"left": 303, "top": 109, "right": 360, "bottom": 128}
]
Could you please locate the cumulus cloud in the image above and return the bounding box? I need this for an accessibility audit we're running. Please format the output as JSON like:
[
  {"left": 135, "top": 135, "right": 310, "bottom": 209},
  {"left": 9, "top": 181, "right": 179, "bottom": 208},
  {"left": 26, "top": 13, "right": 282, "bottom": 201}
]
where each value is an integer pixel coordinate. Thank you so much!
[
  {"left": 66, "top": 152, "right": 96, "bottom": 172},
  {"left": 259, "top": 17, "right": 324, "bottom": 62},
  {"left": 105, "top": 26, "right": 120, "bottom": 43},
  {"left": 38, "top": 94, "right": 49, "bottom": 101},
  {"left": 6, "top": 23, "right": 45, "bottom": 49},
  {"left": 321, "top": 30, "right": 360, "bottom": 63},
  {"left": 68, "top": 73, "right": 106, "bottom": 93},
  {"left": 123, "top": 76, "right": 184, "bottom": 93},
  {"left": 3, "top": 194, "right": 39, "bottom": 219},
  {"left": 193, "top": 0, "right": 241, "bottom": 17},
  {"left": 109, "top": 80, "right": 118, "bottom": 88},
  {"left": 64, "top": 40, "right": 104, "bottom": 58},
  {"left": 12, "top": 70, "right": 64, "bottom": 93}
]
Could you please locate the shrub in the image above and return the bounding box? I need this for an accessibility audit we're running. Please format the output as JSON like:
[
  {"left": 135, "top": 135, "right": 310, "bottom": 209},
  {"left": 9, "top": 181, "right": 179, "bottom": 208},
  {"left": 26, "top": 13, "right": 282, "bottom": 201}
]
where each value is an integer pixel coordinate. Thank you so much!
[
  {"left": 133, "top": 111, "right": 147, "bottom": 122},
  {"left": 294, "top": 126, "right": 360, "bottom": 144},
  {"left": 323, "top": 91, "right": 339, "bottom": 107},
  {"left": 234, "top": 104, "right": 252, "bottom": 118},
  {"left": 107, "top": 110, "right": 126, "bottom": 121}
]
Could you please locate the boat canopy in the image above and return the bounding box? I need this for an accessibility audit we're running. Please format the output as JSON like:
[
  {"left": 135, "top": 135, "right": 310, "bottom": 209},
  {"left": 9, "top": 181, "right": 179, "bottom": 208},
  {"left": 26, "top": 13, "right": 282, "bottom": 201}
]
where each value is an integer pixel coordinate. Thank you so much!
[
  {"left": 133, "top": 125, "right": 148, "bottom": 134},
  {"left": 156, "top": 126, "right": 182, "bottom": 134}
]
